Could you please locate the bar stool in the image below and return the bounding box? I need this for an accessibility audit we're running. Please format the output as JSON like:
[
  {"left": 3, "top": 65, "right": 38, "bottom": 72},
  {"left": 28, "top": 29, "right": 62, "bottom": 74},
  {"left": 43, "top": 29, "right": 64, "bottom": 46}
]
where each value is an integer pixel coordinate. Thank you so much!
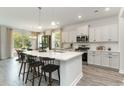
[
  {"left": 18, "top": 52, "right": 27, "bottom": 81},
  {"left": 16, "top": 49, "right": 22, "bottom": 62},
  {"left": 25, "top": 55, "right": 45, "bottom": 86},
  {"left": 38, "top": 57, "right": 60, "bottom": 86}
]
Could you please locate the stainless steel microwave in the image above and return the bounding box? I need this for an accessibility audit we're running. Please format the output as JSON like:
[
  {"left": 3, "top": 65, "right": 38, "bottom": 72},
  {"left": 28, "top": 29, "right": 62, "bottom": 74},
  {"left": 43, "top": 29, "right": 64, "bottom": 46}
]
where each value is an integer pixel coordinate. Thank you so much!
[{"left": 76, "top": 35, "right": 89, "bottom": 43}]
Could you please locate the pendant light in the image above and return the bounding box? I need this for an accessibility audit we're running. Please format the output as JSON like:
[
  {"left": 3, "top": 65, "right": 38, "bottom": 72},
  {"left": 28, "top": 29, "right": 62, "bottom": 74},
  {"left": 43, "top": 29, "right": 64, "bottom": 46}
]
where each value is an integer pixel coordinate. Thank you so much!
[{"left": 38, "top": 7, "right": 42, "bottom": 30}]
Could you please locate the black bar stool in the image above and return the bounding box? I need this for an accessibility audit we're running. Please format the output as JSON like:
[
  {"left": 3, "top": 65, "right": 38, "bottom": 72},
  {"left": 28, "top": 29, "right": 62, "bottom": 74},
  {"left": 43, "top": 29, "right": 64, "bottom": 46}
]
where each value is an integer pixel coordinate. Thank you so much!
[
  {"left": 18, "top": 52, "right": 27, "bottom": 81},
  {"left": 16, "top": 49, "right": 22, "bottom": 62},
  {"left": 38, "top": 57, "right": 60, "bottom": 86},
  {"left": 25, "top": 55, "right": 45, "bottom": 86}
]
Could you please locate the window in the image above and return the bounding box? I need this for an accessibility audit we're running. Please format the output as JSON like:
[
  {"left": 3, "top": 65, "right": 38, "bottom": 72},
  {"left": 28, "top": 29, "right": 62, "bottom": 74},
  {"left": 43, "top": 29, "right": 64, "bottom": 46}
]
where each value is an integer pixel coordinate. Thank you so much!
[
  {"left": 52, "top": 30, "right": 61, "bottom": 49},
  {"left": 13, "top": 31, "right": 31, "bottom": 49}
]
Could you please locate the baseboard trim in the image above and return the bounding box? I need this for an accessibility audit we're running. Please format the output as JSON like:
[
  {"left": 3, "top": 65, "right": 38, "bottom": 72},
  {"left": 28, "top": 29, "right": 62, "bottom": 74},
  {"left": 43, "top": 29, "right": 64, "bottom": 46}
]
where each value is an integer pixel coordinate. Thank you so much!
[
  {"left": 70, "top": 73, "right": 83, "bottom": 86},
  {"left": 119, "top": 69, "right": 124, "bottom": 74}
]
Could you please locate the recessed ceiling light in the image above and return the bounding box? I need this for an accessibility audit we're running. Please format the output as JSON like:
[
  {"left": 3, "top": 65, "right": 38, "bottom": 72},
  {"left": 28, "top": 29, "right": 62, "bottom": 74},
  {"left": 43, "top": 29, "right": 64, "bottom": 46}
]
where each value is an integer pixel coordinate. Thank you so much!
[
  {"left": 105, "top": 8, "right": 110, "bottom": 11},
  {"left": 38, "top": 26, "right": 42, "bottom": 29},
  {"left": 51, "top": 21, "right": 56, "bottom": 26},
  {"left": 78, "top": 15, "right": 82, "bottom": 19}
]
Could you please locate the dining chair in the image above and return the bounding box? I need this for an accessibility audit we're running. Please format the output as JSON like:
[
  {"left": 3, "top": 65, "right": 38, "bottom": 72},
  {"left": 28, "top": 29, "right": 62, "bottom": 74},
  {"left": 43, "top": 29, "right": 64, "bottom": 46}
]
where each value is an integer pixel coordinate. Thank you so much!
[{"left": 38, "top": 57, "right": 60, "bottom": 86}]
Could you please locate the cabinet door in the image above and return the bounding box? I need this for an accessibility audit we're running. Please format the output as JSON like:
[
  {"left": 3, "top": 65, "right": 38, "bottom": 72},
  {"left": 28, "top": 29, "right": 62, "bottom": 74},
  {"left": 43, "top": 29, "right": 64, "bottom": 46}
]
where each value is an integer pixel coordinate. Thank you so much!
[
  {"left": 110, "top": 54, "right": 120, "bottom": 69},
  {"left": 88, "top": 52, "right": 95, "bottom": 64},
  {"left": 68, "top": 31, "right": 77, "bottom": 42},
  {"left": 62, "top": 31, "right": 69, "bottom": 42},
  {"left": 102, "top": 25, "right": 109, "bottom": 41},
  {"left": 94, "top": 52, "right": 101, "bottom": 66},
  {"left": 102, "top": 53, "right": 110, "bottom": 67},
  {"left": 95, "top": 27, "right": 102, "bottom": 42},
  {"left": 108, "top": 24, "right": 118, "bottom": 41},
  {"left": 77, "top": 25, "right": 88, "bottom": 35},
  {"left": 89, "top": 28, "right": 95, "bottom": 42}
]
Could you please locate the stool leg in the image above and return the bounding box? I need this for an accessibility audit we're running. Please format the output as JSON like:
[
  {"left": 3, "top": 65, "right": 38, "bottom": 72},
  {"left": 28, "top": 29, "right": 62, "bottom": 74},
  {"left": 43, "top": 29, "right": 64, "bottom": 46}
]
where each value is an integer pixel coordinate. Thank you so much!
[
  {"left": 38, "top": 70, "right": 43, "bottom": 86},
  {"left": 44, "top": 71, "right": 47, "bottom": 82},
  {"left": 23, "top": 63, "right": 26, "bottom": 81},
  {"left": 32, "top": 67, "right": 35, "bottom": 86},
  {"left": 25, "top": 65, "right": 30, "bottom": 84},
  {"left": 57, "top": 69, "right": 60, "bottom": 85},
  {"left": 48, "top": 72, "right": 52, "bottom": 86},
  {"left": 38, "top": 66, "right": 40, "bottom": 76},
  {"left": 18, "top": 62, "right": 23, "bottom": 77}
]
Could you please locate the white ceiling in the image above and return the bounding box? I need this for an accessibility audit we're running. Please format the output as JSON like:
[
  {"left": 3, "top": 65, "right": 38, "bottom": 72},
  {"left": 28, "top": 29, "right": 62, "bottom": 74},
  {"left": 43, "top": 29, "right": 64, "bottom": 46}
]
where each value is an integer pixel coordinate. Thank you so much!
[{"left": 0, "top": 7, "right": 120, "bottom": 32}]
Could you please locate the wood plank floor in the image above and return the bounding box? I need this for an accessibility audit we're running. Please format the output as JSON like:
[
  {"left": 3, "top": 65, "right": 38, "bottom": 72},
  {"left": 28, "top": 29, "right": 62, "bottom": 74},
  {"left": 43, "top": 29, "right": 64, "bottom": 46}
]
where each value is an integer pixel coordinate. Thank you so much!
[
  {"left": 0, "top": 58, "right": 59, "bottom": 86},
  {"left": 0, "top": 58, "right": 124, "bottom": 86},
  {"left": 77, "top": 65, "right": 124, "bottom": 86}
]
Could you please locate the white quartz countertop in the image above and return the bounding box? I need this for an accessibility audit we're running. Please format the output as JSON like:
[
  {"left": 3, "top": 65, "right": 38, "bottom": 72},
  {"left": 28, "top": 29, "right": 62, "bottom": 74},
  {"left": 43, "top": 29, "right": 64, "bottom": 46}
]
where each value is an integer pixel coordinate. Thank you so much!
[
  {"left": 88, "top": 50, "right": 120, "bottom": 53},
  {"left": 24, "top": 50, "right": 83, "bottom": 61}
]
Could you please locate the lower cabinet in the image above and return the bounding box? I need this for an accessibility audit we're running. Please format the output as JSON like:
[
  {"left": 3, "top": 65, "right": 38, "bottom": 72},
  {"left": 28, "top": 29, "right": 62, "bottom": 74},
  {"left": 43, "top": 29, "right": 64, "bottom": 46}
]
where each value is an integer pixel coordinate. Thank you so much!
[
  {"left": 94, "top": 52, "right": 101, "bottom": 66},
  {"left": 88, "top": 51, "right": 101, "bottom": 66},
  {"left": 88, "top": 52, "right": 94, "bottom": 65},
  {"left": 110, "top": 54, "right": 120, "bottom": 69},
  {"left": 101, "top": 53, "right": 110, "bottom": 67},
  {"left": 88, "top": 51, "right": 120, "bottom": 69}
]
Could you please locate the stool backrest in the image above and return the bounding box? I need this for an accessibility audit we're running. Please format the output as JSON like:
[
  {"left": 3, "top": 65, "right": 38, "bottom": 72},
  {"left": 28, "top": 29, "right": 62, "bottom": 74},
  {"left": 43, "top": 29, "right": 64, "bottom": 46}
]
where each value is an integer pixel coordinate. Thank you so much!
[
  {"left": 39, "top": 57, "right": 55, "bottom": 65},
  {"left": 26, "top": 55, "right": 37, "bottom": 64},
  {"left": 20, "top": 52, "right": 26, "bottom": 62},
  {"left": 16, "top": 49, "right": 22, "bottom": 59}
]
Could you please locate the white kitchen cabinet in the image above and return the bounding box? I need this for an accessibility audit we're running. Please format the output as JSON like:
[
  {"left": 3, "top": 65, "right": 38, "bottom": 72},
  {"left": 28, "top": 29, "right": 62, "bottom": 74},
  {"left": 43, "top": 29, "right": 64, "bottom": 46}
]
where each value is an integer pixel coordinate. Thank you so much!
[
  {"left": 94, "top": 51, "right": 102, "bottom": 66},
  {"left": 89, "top": 27, "right": 95, "bottom": 42},
  {"left": 101, "top": 25, "right": 110, "bottom": 41},
  {"left": 101, "top": 52, "right": 110, "bottom": 67},
  {"left": 108, "top": 24, "right": 118, "bottom": 41},
  {"left": 89, "top": 24, "right": 118, "bottom": 42},
  {"left": 88, "top": 51, "right": 95, "bottom": 65},
  {"left": 95, "top": 27, "right": 102, "bottom": 42},
  {"left": 77, "top": 25, "right": 88, "bottom": 35},
  {"left": 88, "top": 51, "right": 120, "bottom": 69},
  {"left": 101, "top": 52, "right": 120, "bottom": 69},
  {"left": 68, "top": 31, "right": 77, "bottom": 42},
  {"left": 109, "top": 53, "right": 120, "bottom": 69},
  {"left": 62, "top": 31, "right": 69, "bottom": 42},
  {"left": 88, "top": 51, "right": 101, "bottom": 66}
]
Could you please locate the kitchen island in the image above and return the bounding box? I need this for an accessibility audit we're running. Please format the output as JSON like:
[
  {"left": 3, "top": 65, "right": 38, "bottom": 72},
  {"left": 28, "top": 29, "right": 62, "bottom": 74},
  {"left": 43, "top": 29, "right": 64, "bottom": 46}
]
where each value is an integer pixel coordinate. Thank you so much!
[{"left": 24, "top": 50, "right": 83, "bottom": 86}]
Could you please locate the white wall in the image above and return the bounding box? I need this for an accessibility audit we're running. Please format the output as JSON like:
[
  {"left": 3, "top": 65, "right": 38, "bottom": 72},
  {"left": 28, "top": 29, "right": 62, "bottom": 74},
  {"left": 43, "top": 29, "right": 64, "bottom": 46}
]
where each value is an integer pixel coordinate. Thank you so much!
[
  {"left": 0, "top": 26, "right": 12, "bottom": 59},
  {"left": 119, "top": 8, "right": 124, "bottom": 74},
  {"left": 31, "top": 38, "right": 37, "bottom": 49},
  {"left": 62, "top": 16, "right": 119, "bottom": 51}
]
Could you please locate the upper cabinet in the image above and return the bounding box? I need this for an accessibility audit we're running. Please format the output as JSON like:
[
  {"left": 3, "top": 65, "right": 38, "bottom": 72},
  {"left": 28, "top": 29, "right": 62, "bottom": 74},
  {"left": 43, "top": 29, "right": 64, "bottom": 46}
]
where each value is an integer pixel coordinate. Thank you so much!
[
  {"left": 77, "top": 25, "right": 89, "bottom": 35},
  {"left": 108, "top": 24, "right": 118, "bottom": 41},
  {"left": 62, "top": 25, "right": 89, "bottom": 43},
  {"left": 89, "top": 24, "right": 118, "bottom": 42},
  {"left": 62, "top": 24, "right": 118, "bottom": 43},
  {"left": 62, "top": 31, "right": 69, "bottom": 42},
  {"left": 68, "top": 31, "right": 77, "bottom": 42}
]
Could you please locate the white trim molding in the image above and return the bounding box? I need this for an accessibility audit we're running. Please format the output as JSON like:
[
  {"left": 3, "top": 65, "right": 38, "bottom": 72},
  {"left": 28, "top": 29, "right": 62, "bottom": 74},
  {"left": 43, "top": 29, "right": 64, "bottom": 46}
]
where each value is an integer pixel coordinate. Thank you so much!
[
  {"left": 70, "top": 73, "right": 83, "bottom": 86},
  {"left": 119, "top": 69, "right": 124, "bottom": 74}
]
